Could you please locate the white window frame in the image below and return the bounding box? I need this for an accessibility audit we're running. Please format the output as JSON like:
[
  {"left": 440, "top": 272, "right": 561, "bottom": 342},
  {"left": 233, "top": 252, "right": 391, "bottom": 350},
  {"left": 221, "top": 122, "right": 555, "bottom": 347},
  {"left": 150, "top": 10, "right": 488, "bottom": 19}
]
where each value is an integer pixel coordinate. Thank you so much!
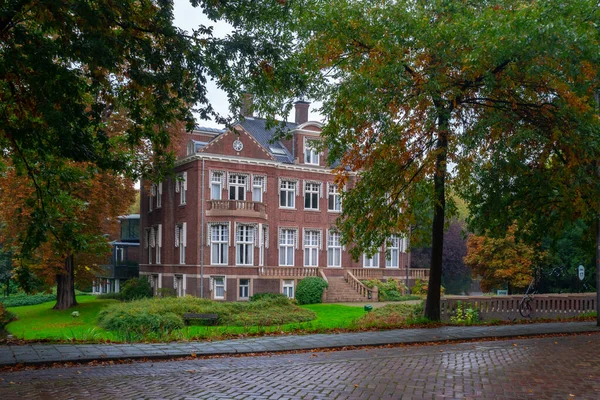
[
  {"left": 212, "top": 276, "right": 226, "bottom": 300},
  {"left": 363, "top": 252, "right": 380, "bottom": 268},
  {"left": 229, "top": 174, "right": 247, "bottom": 201},
  {"left": 211, "top": 171, "right": 223, "bottom": 200},
  {"left": 328, "top": 183, "right": 342, "bottom": 212},
  {"left": 283, "top": 279, "right": 295, "bottom": 298},
  {"left": 279, "top": 228, "right": 297, "bottom": 266},
  {"left": 327, "top": 231, "right": 342, "bottom": 267},
  {"left": 236, "top": 224, "right": 254, "bottom": 266},
  {"left": 304, "top": 181, "right": 320, "bottom": 210},
  {"left": 304, "top": 138, "right": 320, "bottom": 165},
  {"left": 175, "top": 223, "right": 187, "bottom": 264},
  {"left": 279, "top": 180, "right": 296, "bottom": 209},
  {"left": 145, "top": 228, "right": 153, "bottom": 264},
  {"left": 155, "top": 224, "right": 162, "bottom": 264},
  {"left": 239, "top": 278, "right": 250, "bottom": 300},
  {"left": 386, "top": 236, "right": 400, "bottom": 268},
  {"left": 210, "top": 224, "right": 229, "bottom": 265},
  {"left": 252, "top": 175, "right": 264, "bottom": 203},
  {"left": 303, "top": 230, "right": 320, "bottom": 267}
]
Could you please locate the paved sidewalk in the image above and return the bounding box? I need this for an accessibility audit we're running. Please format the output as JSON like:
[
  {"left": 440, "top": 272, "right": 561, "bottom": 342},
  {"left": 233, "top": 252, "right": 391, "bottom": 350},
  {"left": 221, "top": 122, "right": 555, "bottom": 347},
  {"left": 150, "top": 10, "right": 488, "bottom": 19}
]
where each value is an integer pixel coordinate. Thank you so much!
[{"left": 0, "top": 321, "right": 598, "bottom": 367}]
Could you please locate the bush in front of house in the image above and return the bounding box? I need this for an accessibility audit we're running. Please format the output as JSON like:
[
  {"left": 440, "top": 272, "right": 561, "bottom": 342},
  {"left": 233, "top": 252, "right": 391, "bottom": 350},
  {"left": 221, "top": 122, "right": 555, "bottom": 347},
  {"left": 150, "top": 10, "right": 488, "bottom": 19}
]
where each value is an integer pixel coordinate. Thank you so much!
[
  {"left": 362, "top": 278, "right": 416, "bottom": 301},
  {"left": 120, "top": 277, "right": 153, "bottom": 301},
  {"left": 0, "top": 293, "right": 56, "bottom": 307},
  {"left": 249, "top": 292, "right": 289, "bottom": 303},
  {"left": 97, "top": 295, "right": 316, "bottom": 337},
  {"left": 295, "top": 277, "right": 328, "bottom": 305},
  {"left": 0, "top": 302, "right": 16, "bottom": 329}
]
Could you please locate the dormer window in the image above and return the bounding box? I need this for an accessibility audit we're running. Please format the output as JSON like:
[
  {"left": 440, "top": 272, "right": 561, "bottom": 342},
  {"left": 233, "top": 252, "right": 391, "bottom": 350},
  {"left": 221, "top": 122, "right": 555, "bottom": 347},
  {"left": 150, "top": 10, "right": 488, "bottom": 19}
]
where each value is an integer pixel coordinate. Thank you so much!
[{"left": 304, "top": 139, "right": 320, "bottom": 165}]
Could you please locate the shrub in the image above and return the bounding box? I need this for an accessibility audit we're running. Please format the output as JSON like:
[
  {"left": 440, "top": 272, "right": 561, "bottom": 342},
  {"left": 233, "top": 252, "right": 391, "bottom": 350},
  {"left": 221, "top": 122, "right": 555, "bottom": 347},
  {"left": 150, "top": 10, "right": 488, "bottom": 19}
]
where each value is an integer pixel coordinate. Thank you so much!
[
  {"left": 97, "top": 295, "right": 315, "bottom": 336},
  {"left": 0, "top": 293, "right": 56, "bottom": 307},
  {"left": 295, "top": 277, "right": 328, "bottom": 305},
  {"left": 411, "top": 279, "right": 445, "bottom": 296},
  {"left": 250, "top": 292, "right": 289, "bottom": 302},
  {"left": 95, "top": 292, "right": 123, "bottom": 300},
  {"left": 157, "top": 288, "right": 176, "bottom": 298},
  {"left": 450, "top": 301, "right": 480, "bottom": 325},
  {"left": 120, "top": 277, "right": 153, "bottom": 301},
  {"left": 0, "top": 303, "right": 16, "bottom": 329},
  {"left": 362, "top": 278, "right": 411, "bottom": 301}
]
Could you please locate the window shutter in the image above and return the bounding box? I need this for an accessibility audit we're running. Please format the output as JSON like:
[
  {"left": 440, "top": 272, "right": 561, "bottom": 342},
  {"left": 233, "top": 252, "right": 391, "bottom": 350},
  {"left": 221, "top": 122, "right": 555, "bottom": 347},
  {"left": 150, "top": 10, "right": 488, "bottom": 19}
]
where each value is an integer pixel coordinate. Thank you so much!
[
  {"left": 144, "top": 229, "right": 149, "bottom": 249},
  {"left": 182, "top": 172, "right": 188, "bottom": 191},
  {"left": 175, "top": 179, "right": 180, "bottom": 193},
  {"left": 278, "top": 178, "right": 282, "bottom": 197},
  {"left": 158, "top": 182, "right": 163, "bottom": 195},
  {"left": 182, "top": 223, "right": 187, "bottom": 247},
  {"left": 264, "top": 226, "right": 269, "bottom": 249},
  {"left": 318, "top": 230, "right": 323, "bottom": 250},
  {"left": 293, "top": 229, "right": 298, "bottom": 249},
  {"left": 278, "top": 228, "right": 283, "bottom": 248},
  {"left": 175, "top": 225, "right": 180, "bottom": 248},
  {"left": 150, "top": 184, "right": 157, "bottom": 196},
  {"left": 302, "top": 228, "right": 306, "bottom": 250},
  {"left": 254, "top": 225, "right": 259, "bottom": 246},
  {"left": 157, "top": 224, "right": 162, "bottom": 248}
]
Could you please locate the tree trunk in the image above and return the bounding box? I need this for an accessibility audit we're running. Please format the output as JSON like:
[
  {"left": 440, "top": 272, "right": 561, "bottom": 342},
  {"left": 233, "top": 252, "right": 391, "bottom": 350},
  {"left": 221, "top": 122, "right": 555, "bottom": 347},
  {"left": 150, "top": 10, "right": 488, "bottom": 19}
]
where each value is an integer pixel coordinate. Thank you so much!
[
  {"left": 424, "top": 110, "right": 449, "bottom": 321},
  {"left": 54, "top": 254, "right": 77, "bottom": 310}
]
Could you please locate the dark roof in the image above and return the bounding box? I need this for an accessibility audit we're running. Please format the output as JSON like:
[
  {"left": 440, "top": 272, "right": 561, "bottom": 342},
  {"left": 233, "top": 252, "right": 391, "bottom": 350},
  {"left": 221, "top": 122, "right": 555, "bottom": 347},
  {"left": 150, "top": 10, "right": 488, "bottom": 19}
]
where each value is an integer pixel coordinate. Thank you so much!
[
  {"left": 238, "top": 118, "right": 297, "bottom": 164},
  {"left": 194, "top": 126, "right": 226, "bottom": 134}
]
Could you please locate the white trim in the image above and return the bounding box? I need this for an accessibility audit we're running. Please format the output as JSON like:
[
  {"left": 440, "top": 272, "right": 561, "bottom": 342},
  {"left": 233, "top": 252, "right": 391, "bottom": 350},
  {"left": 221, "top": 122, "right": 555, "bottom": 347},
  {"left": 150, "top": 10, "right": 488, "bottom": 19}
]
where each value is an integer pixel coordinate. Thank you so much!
[{"left": 176, "top": 154, "right": 357, "bottom": 176}]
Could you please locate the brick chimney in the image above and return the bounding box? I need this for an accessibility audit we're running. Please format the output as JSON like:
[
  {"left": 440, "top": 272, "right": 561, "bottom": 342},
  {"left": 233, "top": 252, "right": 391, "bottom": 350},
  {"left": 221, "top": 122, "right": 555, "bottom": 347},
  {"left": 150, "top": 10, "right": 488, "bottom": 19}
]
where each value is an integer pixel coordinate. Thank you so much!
[
  {"left": 240, "top": 93, "right": 254, "bottom": 118},
  {"left": 294, "top": 100, "right": 310, "bottom": 124}
]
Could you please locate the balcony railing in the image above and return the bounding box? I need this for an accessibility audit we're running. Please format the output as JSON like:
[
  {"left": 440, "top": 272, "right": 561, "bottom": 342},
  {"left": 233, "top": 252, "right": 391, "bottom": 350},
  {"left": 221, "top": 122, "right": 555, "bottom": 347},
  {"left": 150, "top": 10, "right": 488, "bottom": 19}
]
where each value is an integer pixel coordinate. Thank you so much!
[
  {"left": 258, "top": 266, "right": 319, "bottom": 277},
  {"left": 207, "top": 200, "right": 267, "bottom": 219},
  {"left": 350, "top": 268, "right": 430, "bottom": 280}
]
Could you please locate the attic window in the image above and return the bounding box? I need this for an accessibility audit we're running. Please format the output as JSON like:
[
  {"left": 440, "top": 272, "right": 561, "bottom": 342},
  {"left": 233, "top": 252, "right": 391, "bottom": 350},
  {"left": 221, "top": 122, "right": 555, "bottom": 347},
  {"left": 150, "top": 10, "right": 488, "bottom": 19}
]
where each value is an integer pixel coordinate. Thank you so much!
[{"left": 270, "top": 146, "right": 286, "bottom": 155}]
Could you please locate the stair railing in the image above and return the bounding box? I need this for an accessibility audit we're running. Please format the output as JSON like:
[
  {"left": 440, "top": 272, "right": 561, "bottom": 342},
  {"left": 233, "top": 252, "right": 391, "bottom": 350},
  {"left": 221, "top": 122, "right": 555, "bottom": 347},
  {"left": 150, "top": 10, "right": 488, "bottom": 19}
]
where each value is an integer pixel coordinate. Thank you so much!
[{"left": 344, "top": 270, "right": 378, "bottom": 302}]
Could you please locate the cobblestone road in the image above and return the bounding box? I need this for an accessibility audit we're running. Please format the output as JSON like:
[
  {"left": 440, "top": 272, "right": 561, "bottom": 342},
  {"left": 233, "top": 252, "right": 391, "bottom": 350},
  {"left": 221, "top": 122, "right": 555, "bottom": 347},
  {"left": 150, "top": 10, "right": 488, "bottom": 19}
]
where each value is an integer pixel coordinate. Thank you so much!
[{"left": 1, "top": 334, "right": 599, "bottom": 399}]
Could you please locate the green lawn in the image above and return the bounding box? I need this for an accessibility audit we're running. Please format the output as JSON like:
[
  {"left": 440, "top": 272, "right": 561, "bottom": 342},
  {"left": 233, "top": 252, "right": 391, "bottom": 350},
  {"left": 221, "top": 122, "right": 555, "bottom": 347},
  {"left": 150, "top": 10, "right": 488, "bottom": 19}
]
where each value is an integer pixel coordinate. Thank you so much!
[
  {"left": 5, "top": 297, "right": 397, "bottom": 343},
  {"left": 6, "top": 296, "right": 120, "bottom": 341}
]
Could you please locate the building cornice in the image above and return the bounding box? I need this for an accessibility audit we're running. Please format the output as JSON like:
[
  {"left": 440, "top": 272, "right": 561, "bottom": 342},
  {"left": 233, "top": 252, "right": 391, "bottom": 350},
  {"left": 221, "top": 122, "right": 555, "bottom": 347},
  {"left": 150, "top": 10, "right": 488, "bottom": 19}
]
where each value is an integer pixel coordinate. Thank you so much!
[{"left": 176, "top": 153, "right": 356, "bottom": 176}]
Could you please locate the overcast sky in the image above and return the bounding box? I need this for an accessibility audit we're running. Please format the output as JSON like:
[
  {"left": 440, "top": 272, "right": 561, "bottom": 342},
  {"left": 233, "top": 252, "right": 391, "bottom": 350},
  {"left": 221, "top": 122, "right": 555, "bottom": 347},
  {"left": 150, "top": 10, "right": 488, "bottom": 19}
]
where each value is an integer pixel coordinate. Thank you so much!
[{"left": 173, "top": 0, "right": 232, "bottom": 128}]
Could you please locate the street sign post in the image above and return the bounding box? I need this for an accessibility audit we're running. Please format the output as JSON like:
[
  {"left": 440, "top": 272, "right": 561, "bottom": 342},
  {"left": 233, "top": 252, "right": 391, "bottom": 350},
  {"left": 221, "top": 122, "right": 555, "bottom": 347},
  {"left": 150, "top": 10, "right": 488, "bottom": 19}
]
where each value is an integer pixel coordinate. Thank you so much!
[{"left": 578, "top": 265, "right": 585, "bottom": 281}]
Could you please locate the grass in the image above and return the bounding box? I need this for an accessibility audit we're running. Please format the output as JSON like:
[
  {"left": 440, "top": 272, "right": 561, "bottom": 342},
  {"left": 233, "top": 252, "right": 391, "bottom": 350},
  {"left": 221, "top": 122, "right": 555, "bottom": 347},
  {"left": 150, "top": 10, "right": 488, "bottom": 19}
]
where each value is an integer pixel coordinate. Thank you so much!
[{"left": 6, "top": 296, "right": 120, "bottom": 342}]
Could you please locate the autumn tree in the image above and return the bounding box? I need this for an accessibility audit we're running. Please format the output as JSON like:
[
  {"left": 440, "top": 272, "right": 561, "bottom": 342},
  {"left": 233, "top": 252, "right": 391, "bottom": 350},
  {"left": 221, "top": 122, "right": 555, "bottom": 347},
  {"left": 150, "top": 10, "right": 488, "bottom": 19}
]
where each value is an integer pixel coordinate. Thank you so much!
[
  {"left": 220, "top": 0, "right": 600, "bottom": 320},
  {"left": 464, "top": 225, "right": 543, "bottom": 294},
  {"left": 0, "top": 163, "right": 135, "bottom": 309}
]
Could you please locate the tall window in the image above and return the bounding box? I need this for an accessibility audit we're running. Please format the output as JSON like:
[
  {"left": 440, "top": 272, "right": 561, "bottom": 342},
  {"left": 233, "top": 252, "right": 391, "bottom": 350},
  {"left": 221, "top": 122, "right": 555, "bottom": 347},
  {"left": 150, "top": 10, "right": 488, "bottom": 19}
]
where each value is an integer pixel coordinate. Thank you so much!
[
  {"left": 283, "top": 279, "right": 295, "bottom": 298},
  {"left": 304, "top": 182, "right": 320, "bottom": 210},
  {"left": 304, "top": 139, "right": 320, "bottom": 165},
  {"left": 386, "top": 236, "right": 400, "bottom": 268},
  {"left": 280, "top": 180, "right": 296, "bottom": 208},
  {"left": 327, "top": 231, "right": 342, "bottom": 267},
  {"left": 210, "top": 224, "right": 229, "bottom": 265},
  {"left": 145, "top": 228, "right": 153, "bottom": 264},
  {"left": 148, "top": 190, "right": 154, "bottom": 212},
  {"left": 156, "top": 182, "right": 163, "bottom": 208},
  {"left": 176, "top": 172, "right": 187, "bottom": 205},
  {"left": 252, "top": 176, "right": 264, "bottom": 202},
  {"left": 304, "top": 230, "right": 320, "bottom": 267},
  {"left": 236, "top": 225, "right": 254, "bottom": 265},
  {"left": 279, "top": 229, "right": 296, "bottom": 266},
  {"left": 328, "top": 184, "right": 341, "bottom": 212},
  {"left": 175, "top": 223, "right": 186, "bottom": 264},
  {"left": 239, "top": 279, "right": 250, "bottom": 300},
  {"left": 229, "top": 174, "right": 246, "bottom": 201},
  {"left": 364, "top": 252, "right": 379, "bottom": 268},
  {"left": 213, "top": 276, "right": 225, "bottom": 299},
  {"left": 155, "top": 225, "right": 162, "bottom": 264},
  {"left": 211, "top": 172, "right": 223, "bottom": 200}
]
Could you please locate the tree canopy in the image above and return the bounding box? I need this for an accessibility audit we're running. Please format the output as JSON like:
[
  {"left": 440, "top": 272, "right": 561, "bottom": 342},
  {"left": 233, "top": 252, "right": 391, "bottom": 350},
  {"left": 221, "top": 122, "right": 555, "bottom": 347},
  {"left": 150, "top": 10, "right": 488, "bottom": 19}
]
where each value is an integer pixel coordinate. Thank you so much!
[
  {"left": 228, "top": 0, "right": 600, "bottom": 320},
  {"left": 0, "top": 0, "right": 293, "bottom": 308}
]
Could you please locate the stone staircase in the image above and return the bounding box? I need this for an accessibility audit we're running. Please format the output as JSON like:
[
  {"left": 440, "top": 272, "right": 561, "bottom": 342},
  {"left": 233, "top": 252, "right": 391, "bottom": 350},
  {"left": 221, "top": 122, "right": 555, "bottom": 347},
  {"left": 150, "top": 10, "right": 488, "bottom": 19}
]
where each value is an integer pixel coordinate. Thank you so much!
[{"left": 324, "top": 276, "right": 370, "bottom": 303}]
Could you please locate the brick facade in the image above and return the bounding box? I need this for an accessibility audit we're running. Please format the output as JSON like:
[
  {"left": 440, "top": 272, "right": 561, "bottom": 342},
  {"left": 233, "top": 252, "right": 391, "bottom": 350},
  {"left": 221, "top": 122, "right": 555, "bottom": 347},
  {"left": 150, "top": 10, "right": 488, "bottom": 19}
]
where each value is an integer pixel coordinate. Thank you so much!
[{"left": 140, "top": 105, "right": 410, "bottom": 300}]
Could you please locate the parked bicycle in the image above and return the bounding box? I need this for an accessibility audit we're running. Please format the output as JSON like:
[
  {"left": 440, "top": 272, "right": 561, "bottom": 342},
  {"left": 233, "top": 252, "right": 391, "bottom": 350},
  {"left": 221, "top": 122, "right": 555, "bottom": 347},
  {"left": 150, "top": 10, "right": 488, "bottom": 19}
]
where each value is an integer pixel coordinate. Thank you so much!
[{"left": 518, "top": 279, "right": 536, "bottom": 318}]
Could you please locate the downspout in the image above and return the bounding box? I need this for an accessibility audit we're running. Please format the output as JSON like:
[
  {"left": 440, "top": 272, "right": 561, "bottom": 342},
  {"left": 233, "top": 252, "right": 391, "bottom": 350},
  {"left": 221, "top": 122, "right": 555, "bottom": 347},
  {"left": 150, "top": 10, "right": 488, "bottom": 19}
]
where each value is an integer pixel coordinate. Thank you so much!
[{"left": 200, "top": 158, "right": 205, "bottom": 298}]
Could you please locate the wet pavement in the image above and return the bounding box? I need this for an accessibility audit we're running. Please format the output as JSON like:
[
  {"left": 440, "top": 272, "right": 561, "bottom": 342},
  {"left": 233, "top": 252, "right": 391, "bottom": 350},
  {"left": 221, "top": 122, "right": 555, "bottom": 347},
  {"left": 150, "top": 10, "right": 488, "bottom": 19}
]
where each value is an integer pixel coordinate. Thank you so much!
[{"left": 1, "top": 333, "right": 599, "bottom": 399}]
